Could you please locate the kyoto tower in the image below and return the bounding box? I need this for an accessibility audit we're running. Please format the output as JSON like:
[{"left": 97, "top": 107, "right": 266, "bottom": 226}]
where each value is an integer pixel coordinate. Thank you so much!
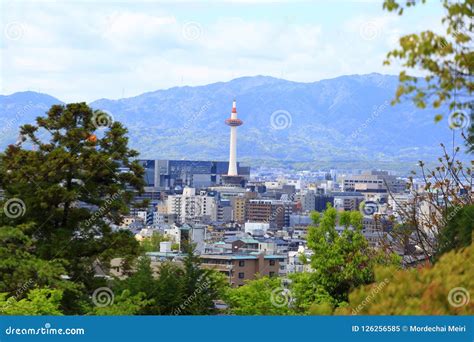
[{"left": 224, "top": 100, "right": 244, "bottom": 184}]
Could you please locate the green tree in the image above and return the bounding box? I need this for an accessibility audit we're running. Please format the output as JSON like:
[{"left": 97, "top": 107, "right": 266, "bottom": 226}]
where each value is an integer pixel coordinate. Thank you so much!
[
  {"left": 0, "top": 103, "right": 145, "bottom": 313},
  {"left": 112, "top": 257, "right": 185, "bottom": 315},
  {"left": 288, "top": 272, "right": 335, "bottom": 313},
  {"left": 227, "top": 207, "right": 400, "bottom": 315},
  {"left": 175, "top": 243, "right": 227, "bottom": 315},
  {"left": 0, "top": 289, "right": 64, "bottom": 315},
  {"left": 436, "top": 204, "right": 474, "bottom": 258},
  {"left": 0, "top": 224, "right": 70, "bottom": 295},
  {"left": 383, "top": 0, "right": 473, "bottom": 150},
  {"left": 306, "top": 205, "right": 399, "bottom": 303},
  {"left": 226, "top": 277, "right": 294, "bottom": 315},
  {"left": 111, "top": 245, "right": 227, "bottom": 315},
  {"left": 338, "top": 242, "right": 474, "bottom": 315},
  {"left": 154, "top": 262, "right": 186, "bottom": 314},
  {"left": 0, "top": 223, "right": 84, "bottom": 315},
  {"left": 112, "top": 256, "right": 160, "bottom": 314},
  {"left": 140, "top": 232, "right": 169, "bottom": 253},
  {"left": 88, "top": 290, "right": 152, "bottom": 315},
  {"left": 225, "top": 273, "right": 337, "bottom": 315}
]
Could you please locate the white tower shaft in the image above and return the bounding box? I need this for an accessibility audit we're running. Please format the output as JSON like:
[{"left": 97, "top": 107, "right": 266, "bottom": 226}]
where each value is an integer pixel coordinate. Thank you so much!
[
  {"left": 228, "top": 126, "right": 238, "bottom": 176},
  {"left": 225, "top": 100, "right": 242, "bottom": 177}
]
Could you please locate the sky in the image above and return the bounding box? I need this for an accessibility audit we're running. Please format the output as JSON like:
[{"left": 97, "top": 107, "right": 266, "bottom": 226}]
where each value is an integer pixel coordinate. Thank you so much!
[{"left": 1, "top": 0, "right": 445, "bottom": 102}]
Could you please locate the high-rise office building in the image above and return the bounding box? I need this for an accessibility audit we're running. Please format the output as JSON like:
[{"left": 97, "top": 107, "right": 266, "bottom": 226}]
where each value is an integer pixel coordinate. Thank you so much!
[{"left": 137, "top": 159, "right": 250, "bottom": 190}]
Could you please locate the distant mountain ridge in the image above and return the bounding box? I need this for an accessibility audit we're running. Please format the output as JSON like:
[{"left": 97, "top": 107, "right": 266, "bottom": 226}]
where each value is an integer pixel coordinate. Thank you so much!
[{"left": 0, "top": 74, "right": 460, "bottom": 169}]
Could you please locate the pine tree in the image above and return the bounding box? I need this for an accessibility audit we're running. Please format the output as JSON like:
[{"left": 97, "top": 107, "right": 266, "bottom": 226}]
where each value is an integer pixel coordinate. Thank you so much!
[{"left": 0, "top": 103, "right": 145, "bottom": 313}]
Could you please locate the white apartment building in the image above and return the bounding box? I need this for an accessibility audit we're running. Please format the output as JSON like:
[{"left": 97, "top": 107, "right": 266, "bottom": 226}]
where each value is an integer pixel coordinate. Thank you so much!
[{"left": 166, "top": 187, "right": 217, "bottom": 224}]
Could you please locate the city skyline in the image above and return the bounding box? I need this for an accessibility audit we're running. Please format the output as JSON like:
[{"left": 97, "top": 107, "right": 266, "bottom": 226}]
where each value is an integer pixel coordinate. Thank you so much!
[
  {"left": 1, "top": 73, "right": 467, "bottom": 172},
  {"left": 0, "top": 0, "right": 472, "bottom": 329}
]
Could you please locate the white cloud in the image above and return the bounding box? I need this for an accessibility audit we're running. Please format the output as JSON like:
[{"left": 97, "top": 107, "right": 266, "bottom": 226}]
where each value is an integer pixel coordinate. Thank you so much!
[
  {"left": 100, "top": 12, "right": 178, "bottom": 49},
  {"left": 0, "top": 1, "right": 445, "bottom": 102}
]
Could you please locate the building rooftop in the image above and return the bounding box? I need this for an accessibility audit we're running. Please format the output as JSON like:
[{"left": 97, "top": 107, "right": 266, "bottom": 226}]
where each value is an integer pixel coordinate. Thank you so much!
[
  {"left": 332, "top": 191, "right": 364, "bottom": 196},
  {"left": 200, "top": 254, "right": 284, "bottom": 260},
  {"left": 224, "top": 236, "right": 257, "bottom": 244}
]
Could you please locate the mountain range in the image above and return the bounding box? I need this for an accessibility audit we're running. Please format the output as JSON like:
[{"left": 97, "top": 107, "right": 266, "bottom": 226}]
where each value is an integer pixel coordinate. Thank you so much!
[{"left": 0, "top": 74, "right": 464, "bottom": 171}]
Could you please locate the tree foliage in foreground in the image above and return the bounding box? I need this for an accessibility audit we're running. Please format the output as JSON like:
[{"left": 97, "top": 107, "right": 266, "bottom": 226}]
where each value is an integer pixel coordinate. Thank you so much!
[
  {"left": 226, "top": 277, "right": 295, "bottom": 315},
  {"left": 437, "top": 204, "right": 474, "bottom": 258},
  {"left": 0, "top": 289, "right": 64, "bottom": 315},
  {"left": 0, "top": 224, "right": 70, "bottom": 295},
  {"left": 226, "top": 206, "right": 400, "bottom": 315},
  {"left": 112, "top": 245, "right": 228, "bottom": 315},
  {"left": 338, "top": 242, "right": 474, "bottom": 315},
  {"left": 0, "top": 103, "right": 145, "bottom": 313},
  {"left": 306, "top": 205, "right": 400, "bottom": 303},
  {"left": 383, "top": 0, "right": 473, "bottom": 150},
  {"left": 227, "top": 241, "right": 474, "bottom": 315},
  {"left": 89, "top": 290, "right": 152, "bottom": 316}
]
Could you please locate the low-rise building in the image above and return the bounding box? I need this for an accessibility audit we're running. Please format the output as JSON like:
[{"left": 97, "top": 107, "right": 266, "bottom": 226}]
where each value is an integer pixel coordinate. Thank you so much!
[
  {"left": 200, "top": 254, "right": 284, "bottom": 287},
  {"left": 333, "top": 192, "right": 365, "bottom": 211},
  {"left": 342, "top": 170, "right": 406, "bottom": 194}
]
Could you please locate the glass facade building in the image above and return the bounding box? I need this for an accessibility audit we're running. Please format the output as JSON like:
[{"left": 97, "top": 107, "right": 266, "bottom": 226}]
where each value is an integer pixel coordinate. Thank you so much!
[{"left": 137, "top": 159, "right": 250, "bottom": 190}]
